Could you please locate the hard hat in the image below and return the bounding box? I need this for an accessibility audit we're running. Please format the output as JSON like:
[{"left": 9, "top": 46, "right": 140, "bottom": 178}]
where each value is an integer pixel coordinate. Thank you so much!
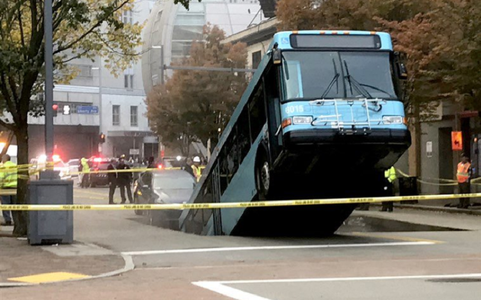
[
  {"left": 193, "top": 156, "right": 201, "bottom": 163},
  {"left": 119, "top": 154, "right": 126, "bottom": 159}
]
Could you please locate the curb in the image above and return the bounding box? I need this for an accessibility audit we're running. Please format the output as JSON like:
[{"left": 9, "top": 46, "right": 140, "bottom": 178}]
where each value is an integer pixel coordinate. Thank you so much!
[
  {"left": 0, "top": 253, "right": 135, "bottom": 288},
  {"left": 393, "top": 203, "right": 481, "bottom": 216}
]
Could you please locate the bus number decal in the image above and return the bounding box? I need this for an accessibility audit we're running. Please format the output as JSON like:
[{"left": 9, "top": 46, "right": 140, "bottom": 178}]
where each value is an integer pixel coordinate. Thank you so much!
[{"left": 285, "top": 105, "right": 304, "bottom": 114}]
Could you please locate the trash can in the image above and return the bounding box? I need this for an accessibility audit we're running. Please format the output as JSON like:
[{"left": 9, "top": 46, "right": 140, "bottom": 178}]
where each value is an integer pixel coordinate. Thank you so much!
[
  {"left": 398, "top": 176, "right": 418, "bottom": 204},
  {"left": 28, "top": 179, "right": 73, "bottom": 245}
]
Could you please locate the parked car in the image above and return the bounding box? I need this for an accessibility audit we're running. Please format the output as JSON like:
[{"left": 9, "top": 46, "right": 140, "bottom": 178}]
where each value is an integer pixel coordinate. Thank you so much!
[
  {"left": 88, "top": 157, "right": 111, "bottom": 187},
  {"left": 67, "top": 159, "right": 80, "bottom": 177},
  {"left": 133, "top": 170, "right": 195, "bottom": 229}
]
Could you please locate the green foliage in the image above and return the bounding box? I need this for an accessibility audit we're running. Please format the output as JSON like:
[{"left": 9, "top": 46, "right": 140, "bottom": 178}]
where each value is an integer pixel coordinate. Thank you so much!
[
  {"left": 146, "top": 25, "right": 248, "bottom": 156},
  {"left": 0, "top": 0, "right": 143, "bottom": 235}
]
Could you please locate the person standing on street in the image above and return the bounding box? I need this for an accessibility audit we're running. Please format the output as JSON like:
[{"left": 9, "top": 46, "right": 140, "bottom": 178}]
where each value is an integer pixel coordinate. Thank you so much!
[
  {"left": 191, "top": 156, "right": 202, "bottom": 182},
  {"left": 80, "top": 157, "right": 90, "bottom": 188},
  {"left": 147, "top": 156, "right": 156, "bottom": 169},
  {"left": 183, "top": 157, "right": 194, "bottom": 177},
  {"left": 0, "top": 155, "right": 17, "bottom": 226},
  {"left": 117, "top": 155, "right": 133, "bottom": 204},
  {"left": 381, "top": 166, "right": 397, "bottom": 212},
  {"left": 107, "top": 159, "right": 118, "bottom": 205},
  {"left": 457, "top": 154, "right": 472, "bottom": 209}
]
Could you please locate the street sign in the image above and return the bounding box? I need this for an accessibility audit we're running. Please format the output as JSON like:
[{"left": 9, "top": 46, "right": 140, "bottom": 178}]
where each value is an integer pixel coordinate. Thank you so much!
[
  {"left": 77, "top": 106, "right": 99, "bottom": 114},
  {"left": 451, "top": 131, "right": 463, "bottom": 151},
  {"left": 129, "top": 149, "right": 140, "bottom": 155}
]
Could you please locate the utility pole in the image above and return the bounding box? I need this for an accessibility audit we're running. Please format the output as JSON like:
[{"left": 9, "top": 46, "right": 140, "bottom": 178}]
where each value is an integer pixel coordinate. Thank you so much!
[
  {"left": 44, "top": 0, "right": 54, "bottom": 165},
  {"left": 92, "top": 61, "right": 103, "bottom": 155}
]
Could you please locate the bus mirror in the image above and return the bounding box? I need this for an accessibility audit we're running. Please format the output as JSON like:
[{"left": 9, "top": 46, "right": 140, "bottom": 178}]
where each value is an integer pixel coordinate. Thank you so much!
[
  {"left": 272, "top": 48, "right": 281, "bottom": 65},
  {"left": 394, "top": 52, "right": 408, "bottom": 80},
  {"left": 397, "top": 62, "right": 408, "bottom": 79}
]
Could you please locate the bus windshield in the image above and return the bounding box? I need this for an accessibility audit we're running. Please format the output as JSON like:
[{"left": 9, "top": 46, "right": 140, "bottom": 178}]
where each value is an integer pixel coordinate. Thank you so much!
[{"left": 281, "top": 51, "right": 397, "bottom": 101}]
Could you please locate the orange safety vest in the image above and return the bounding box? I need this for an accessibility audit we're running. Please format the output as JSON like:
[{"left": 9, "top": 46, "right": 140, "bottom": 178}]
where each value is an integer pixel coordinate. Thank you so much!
[{"left": 457, "top": 162, "right": 471, "bottom": 183}]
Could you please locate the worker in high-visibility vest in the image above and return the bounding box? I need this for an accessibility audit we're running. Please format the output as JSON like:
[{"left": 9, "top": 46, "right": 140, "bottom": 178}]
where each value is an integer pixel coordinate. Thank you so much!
[
  {"left": 80, "top": 157, "right": 90, "bottom": 188},
  {"left": 457, "top": 154, "right": 471, "bottom": 209},
  {"left": 381, "top": 166, "right": 397, "bottom": 212},
  {"left": 0, "top": 154, "right": 17, "bottom": 226},
  {"left": 191, "top": 156, "right": 202, "bottom": 182}
]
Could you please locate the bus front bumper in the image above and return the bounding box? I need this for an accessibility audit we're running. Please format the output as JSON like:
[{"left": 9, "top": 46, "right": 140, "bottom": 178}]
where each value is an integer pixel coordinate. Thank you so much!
[{"left": 284, "top": 128, "right": 411, "bottom": 147}]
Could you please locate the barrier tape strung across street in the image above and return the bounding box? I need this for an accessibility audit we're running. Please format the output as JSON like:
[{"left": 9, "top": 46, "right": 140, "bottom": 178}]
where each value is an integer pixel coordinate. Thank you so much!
[
  {"left": 396, "top": 169, "right": 481, "bottom": 187},
  {"left": 1, "top": 192, "right": 481, "bottom": 211}
]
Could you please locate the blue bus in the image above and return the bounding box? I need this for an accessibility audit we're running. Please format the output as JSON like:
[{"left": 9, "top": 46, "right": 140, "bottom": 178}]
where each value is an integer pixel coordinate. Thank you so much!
[{"left": 180, "top": 30, "right": 410, "bottom": 236}]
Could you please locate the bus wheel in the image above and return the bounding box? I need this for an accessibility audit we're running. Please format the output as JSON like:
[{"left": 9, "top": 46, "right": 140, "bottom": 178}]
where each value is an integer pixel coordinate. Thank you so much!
[
  {"left": 256, "top": 154, "right": 273, "bottom": 199},
  {"left": 134, "top": 194, "right": 142, "bottom": 216}
]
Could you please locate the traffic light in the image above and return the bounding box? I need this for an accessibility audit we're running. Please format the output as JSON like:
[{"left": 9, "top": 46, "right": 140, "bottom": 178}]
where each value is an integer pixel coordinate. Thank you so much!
[
  {"left": 52, "top": 104, "right": 58, "bottom": 117},
  {"left": 99, "top": 133, "right": 106, "bottom": 144}
]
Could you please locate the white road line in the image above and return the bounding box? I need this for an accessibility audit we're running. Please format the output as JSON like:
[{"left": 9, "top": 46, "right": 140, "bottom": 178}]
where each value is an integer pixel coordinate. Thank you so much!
[
  {"left": 213, "top": 272, "right": 481, "bottom": 285},
  {"left": 193, "top": 282, "right": 271, "bottom": 300},
  {"left": 193, "top": 273, "right": 481, "bottom": 300},
  {"left": 122, "top": 241, "right": 434, "bottom": 256}
]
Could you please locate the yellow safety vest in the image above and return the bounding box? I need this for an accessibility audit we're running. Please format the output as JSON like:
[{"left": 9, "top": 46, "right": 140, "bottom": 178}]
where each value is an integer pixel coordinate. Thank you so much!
[
  {"left": 192, "top": 165, "right": 202, "bottom": 182},
  {"left": 1, "top": 161, "right": 18, "bottom": 188},
  {"left": 81, "top": 158, "right": 90, "bottom": 173},
  {"left": 384, "top": 166, "right": 397, "bottom": 183}
]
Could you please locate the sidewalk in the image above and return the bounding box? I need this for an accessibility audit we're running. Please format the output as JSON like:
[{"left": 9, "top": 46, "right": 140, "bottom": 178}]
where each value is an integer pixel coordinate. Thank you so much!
[{"left": 0, "top": 235, "right": 129, "bottom": 287}]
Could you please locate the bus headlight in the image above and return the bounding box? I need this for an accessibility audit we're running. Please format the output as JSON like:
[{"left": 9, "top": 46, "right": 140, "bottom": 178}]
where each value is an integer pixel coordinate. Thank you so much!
[
  {"left": 292, "top": 116, "right": 313, "bottom": 125},
  {"left": 382, "top": 116, "right": 404, "bottom": 124}
]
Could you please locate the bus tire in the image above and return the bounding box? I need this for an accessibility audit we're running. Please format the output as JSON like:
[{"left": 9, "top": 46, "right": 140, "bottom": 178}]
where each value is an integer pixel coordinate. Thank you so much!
[
  {"left": 134, "top": 194, "right": 142, "bottom": 216},
  {"left": 255, "top": 151, "right": 274, "bottom": 200}
]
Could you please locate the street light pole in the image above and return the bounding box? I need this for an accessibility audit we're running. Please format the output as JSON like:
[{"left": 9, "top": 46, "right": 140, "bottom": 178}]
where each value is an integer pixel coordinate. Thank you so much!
[
  {"left": 44, "top": 0, "right": 54, "bottom": 163},
  {"left": 92, "top": 61, "right": 103, "bottom": 155}
]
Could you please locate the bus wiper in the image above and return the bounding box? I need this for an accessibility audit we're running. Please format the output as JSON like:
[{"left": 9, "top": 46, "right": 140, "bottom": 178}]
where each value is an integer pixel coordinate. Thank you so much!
[
  {"left": 358, "top": 83, "right": 392, "bottom": 97},
  {"left": 343, "top": 60, "right": 372, "bottom": 99},
  {"left": 320, "top": 58, "right": 339, "bottom": 99}
]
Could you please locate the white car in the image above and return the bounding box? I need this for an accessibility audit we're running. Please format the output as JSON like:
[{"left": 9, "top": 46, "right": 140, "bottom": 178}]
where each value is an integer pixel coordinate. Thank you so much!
[
  {"left": 67, "top": 159, "right": 80, "bottom": 177},
  {"left": 30, "top": 156, "right": 71, "bottom": 180}
]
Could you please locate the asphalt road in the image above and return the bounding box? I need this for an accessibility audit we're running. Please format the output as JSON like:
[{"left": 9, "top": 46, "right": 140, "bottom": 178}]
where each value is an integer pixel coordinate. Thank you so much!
[{"left": 2, "top": 185, "right": 481, "bottom": 299}]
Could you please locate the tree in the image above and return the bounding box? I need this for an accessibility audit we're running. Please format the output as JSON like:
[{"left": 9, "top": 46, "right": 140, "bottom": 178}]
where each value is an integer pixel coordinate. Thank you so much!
[
  {"left": 0, "top": 0, "right": 143, "bottom": 236},
  {"left": 146, "top": 25, "right": 247, "bottom": 156}
]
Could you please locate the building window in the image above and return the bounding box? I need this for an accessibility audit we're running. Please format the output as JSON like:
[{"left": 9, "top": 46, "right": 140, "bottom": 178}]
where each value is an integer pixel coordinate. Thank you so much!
[
  {"left": 122, "top": 10, "right": 133, "bottom": 24},
  {"left": 124, "top": 74, "right": 134, "bottom": 89},
  {"left": 112, "top": 105, "right": 120, "bottom": 126},
  {"left": 130, "top": 106, "right": 138, "bottom": 127},
  {"left": 252, "top": 51, "right": 262, "bottom": 69}
]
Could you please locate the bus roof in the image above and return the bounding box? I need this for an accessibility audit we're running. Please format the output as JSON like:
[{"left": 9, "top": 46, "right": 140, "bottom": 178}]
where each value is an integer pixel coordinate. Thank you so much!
[{"left": 271, "top": 30, "right": 393, "bottom": 51}]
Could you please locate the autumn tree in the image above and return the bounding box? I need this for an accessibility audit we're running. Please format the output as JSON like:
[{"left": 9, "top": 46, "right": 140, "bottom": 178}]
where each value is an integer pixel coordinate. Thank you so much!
[
  {"left": 0, "top": 0, "right": 143, "bottom": 236},
  {"left": 146, "top": 25, "right": 247, "bottom": 156}
]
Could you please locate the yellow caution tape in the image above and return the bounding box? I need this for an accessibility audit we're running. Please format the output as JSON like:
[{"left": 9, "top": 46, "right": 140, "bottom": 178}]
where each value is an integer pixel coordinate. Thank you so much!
[
  {"left": 1, "top": 193, "right": 480, "bottom": 211},
  {"left": 0, "top": 189, "right": 17, "bottom": 196},
  {"left": 69, "top": 167, "right": 184, "bottom": 176}
]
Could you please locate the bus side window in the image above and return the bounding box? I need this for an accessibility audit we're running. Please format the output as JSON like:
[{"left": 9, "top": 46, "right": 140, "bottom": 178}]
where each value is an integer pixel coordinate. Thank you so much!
[
  {"left": 201, "top": 177, "right": 213, "bottom": 226},
  {"left": 248, "top": 84, "right": 266, "bottom": 142},
  {"left": 219, "top": 150, "right": 229, "bottom": 194},
  {"left": 237, "top": 108, "right": 250, "bottom": 159}
]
